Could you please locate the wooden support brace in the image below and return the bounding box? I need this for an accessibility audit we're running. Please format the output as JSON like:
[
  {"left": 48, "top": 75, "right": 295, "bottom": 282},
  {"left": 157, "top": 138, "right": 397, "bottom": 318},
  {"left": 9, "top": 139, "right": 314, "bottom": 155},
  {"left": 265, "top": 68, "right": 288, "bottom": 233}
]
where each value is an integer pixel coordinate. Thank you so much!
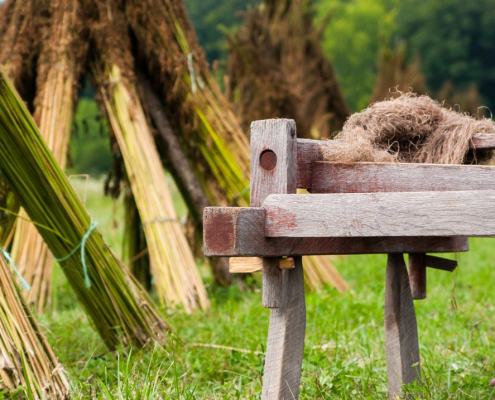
[
  {"left": 250, "top": 119, "right": 298, "bottom": 309},
  {"left": 229, "top": 257, "right": 294, "bottom": 273},
  {"left": 385, "top": 254, "right": 421, "bottom": 398},
  {"left": 262, "top": 257, "right": 306, "bottom": 399},
  {"left": 408, "top": 253, "right": 427, "bottom": 300},
  {"left": 203, "top": 207, "right": 469, "bottom": 257}
]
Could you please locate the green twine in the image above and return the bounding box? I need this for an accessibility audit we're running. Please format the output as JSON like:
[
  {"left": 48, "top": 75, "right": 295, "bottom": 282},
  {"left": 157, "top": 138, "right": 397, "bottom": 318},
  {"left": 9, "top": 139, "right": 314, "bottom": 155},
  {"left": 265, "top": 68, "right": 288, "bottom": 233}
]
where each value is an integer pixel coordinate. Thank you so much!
[
  {"left": 0, "top": 248, "right": 31, "bottom": 291},
  {"left": 54, "top": 220, "right": 98, "bottom": 289}
]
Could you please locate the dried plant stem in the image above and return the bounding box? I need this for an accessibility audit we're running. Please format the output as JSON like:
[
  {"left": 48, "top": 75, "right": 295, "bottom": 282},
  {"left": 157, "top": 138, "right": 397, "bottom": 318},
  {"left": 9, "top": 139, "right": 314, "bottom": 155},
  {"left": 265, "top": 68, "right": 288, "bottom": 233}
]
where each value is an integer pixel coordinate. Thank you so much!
[
  {"left": 10, "top": 0, "right": 80, "bottom": 312},
  {"left": 0, "top": 255, "right": 70, "bottom": 399},
  {"left": 99, "top": 64, "right": 209, "bottom": 312},
  {"left": 0, "top": 71, "right": 168, "bottom": 348}
]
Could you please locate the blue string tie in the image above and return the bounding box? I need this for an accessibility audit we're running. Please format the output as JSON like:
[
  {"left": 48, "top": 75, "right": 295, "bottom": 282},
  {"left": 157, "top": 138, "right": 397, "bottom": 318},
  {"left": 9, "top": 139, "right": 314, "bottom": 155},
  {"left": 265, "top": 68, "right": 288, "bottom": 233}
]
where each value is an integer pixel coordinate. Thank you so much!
[
  {"left": 0, "top": 248, "right": 31, "bottom": 291},
  {"left": 54, "top": 220, "right": 98, "bottom": 289}
]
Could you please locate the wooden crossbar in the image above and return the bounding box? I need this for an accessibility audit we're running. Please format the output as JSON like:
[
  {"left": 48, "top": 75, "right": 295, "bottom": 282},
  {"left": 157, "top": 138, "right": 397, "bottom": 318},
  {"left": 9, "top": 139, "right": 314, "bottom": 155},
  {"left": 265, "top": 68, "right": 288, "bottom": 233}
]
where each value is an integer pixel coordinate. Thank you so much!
[
  {"left": 297, "top": 133, "right": 495, "bottom": 189},
  {"left": 264, "top": 191, "right": 495, "bottom": 237},
  {"left": 311, "top": 162, "right": 495, "bottom": 194},
  {"left": 203, "top": 207, "right": 469, "bottom": 256}
]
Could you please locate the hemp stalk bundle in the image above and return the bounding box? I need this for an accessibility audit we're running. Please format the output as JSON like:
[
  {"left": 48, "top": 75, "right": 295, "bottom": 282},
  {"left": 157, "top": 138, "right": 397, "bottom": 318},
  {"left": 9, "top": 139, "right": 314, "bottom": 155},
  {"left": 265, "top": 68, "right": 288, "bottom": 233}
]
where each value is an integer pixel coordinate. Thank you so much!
[
  {"left": 0, "top": 255, "right": 69, "bottom": 399},
  {"left": 99, "top": 64, "right": 209, "bottom": 312},
  {"left": 126, "top": 0, "right": 251, "bottom": 207},
  {"left": 10, "top": 0, "right": 85, "bottom": 312},
  {"left": 92, "top": 0, "right": 209, "bottom": 312},
  {"left": 0, "top": 71, "right": 168, "bottom": 348}
]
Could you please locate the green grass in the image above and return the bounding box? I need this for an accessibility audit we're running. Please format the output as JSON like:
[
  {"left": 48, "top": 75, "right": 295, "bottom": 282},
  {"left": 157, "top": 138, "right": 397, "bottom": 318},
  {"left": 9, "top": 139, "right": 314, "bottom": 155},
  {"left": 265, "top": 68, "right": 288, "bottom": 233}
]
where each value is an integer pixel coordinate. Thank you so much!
[{"left": 36, "top": 180, "right": 495, "bottom": 398}]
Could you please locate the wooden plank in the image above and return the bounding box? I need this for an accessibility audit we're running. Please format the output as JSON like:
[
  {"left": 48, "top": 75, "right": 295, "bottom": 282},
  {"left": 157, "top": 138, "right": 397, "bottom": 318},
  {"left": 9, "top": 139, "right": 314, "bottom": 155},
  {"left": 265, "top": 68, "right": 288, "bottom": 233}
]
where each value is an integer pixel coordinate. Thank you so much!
[
  {"left": 262, "top": 257, "right": 306, "bottom": 400},
  {"left": 311, "top": 162, "right": 495, "bottom": 194},
  {"left": 264, "top": 191, "right": 495, "bottom": 238},
  {"left": 296, "top": 134, "right": 495, "bottom": 189},
  {"left": 229, "top": 257, "right": 295, "bottom": 273},
  {"left": 425, "top": 255, "right": 457, "bottom": 272},
  {"left": 251, "top": 119, "right": 298, "bottom": 309},
  {"left": 408, "top": 253, "right": 427, "bottom": 300},
  {"left": 471, "top": 133, "right": 495, "bottom": 149},
  {"left": 229, "top": 257, "right": 263, "bottom": 273},
  {"left": 385, "top": 254, "right": 421, "bottom": 398},
  {"left": 203, "top": 207, "right": 469, "bottom": 256}
]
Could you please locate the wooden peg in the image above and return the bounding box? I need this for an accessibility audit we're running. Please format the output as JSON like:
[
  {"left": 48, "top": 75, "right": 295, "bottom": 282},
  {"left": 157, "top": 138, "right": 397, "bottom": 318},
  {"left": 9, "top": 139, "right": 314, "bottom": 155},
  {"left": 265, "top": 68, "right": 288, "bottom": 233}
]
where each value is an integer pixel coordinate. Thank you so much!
[{"left": 229, "top": 257, "right": 295, "bottom": 273}]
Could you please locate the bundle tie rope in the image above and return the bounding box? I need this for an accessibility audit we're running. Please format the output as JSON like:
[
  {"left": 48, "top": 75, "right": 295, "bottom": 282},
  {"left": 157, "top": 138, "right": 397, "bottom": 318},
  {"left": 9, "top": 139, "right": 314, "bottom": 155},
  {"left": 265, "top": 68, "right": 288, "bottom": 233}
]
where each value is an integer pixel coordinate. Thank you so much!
[
  {"left": 0, "top": 248, "right": 31, "bottom": 291},
  {"left": 54, "top": 220, "right": 98, "bottom": 288}
]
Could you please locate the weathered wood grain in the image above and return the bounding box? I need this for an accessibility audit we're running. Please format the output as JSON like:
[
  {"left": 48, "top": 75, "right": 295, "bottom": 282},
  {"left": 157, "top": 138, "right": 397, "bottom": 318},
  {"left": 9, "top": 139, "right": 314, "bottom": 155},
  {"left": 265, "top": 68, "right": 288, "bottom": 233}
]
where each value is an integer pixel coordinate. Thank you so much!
[
  {"left": 262, "top": 257, "right": 306, "bottom": 400},
  {"left": 251, "top": 119, "right": 298, "bottom": 309},
  {"left": 264, "top": 191, "right": 495, "bottom": 237},
  {"left": 263, "top": 258, "right": 284, "bottom": 308},
  {"left": 296, "top": 134, "right": 495, "bottom": 189},
  {"left": 385, "top": 254, "right": 421, "bottom": 398},
  {"left": 311, "top": 162, "right": 495, "bottom": 194},
  {"left": 251, "top": 119, "right": 298, "bottom": 207},
  {"left": 408, "top": 253, "right": 427, "bottom": 300},
  {"left": 471, "top": 133, "right": 495, "bottom": 149},
  {"left": 424, "top": 255, "right": 458, "bottom": 272},
  {"left": 203, "top": 207, "right": 469, "bottom": 256},
  {"left": 229, "top": 257, "right": 263, "bottom": 273},
  {"left": 229, "top": 257, "right": 295, "bottom": 273}
]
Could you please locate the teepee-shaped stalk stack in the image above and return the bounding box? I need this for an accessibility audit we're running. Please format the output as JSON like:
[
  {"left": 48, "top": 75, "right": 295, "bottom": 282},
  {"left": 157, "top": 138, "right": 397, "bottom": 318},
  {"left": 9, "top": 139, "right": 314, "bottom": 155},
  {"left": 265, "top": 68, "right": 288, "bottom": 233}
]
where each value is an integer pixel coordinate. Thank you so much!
[
  {"left": 10, "top": 0, "right": 82, "bottom": 312},
  {"left": 0, "top": 71, "right": 168, "bottom": 348},
  {"left": 92, "top": 0, "right": 208, "bottom": 312}
]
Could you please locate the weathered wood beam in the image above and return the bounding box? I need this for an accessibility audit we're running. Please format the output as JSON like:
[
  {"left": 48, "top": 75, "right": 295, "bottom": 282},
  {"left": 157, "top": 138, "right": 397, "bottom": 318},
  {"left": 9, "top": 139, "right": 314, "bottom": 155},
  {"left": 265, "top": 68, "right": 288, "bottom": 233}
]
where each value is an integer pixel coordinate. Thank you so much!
[
  {"left": 203, "top": 207, "right": 469, "bottom": 256},
  {"left": 385, "top": 254, "right": 421, "bottom": 398},
  {"left": 264, "top": 191, "right": 495, "bottom": 237},
  {"left": 296, "top": 134, "right": 495, "bottom": 189},
  {"left": 311, "top": 162, "right": 495, "bottom": 194},
  {"left": 424, "top": 254, "right": 457, "bottom": 272},
  {"left": 261, "top": 257, "right": 305, "bottom": 400}
]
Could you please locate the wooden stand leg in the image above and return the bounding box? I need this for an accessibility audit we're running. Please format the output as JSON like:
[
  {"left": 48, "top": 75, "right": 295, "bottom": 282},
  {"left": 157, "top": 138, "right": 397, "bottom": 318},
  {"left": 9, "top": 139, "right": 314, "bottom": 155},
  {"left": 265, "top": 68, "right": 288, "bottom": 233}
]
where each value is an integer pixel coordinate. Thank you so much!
[
  {"left": 385, "top": 253, "right": 421, "bottom": 398},
  {"left": 262, "top": 256, "right": 306, "bottom": 400},
  {"left": 408, "top": 253, "right": 427, "bottom": 300}
]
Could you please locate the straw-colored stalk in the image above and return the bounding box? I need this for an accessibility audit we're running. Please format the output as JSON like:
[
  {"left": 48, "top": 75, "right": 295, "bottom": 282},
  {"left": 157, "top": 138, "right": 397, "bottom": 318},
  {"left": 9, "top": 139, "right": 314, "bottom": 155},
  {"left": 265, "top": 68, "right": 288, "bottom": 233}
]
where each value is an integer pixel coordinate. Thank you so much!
[
  {"left": 126, "top": 0, "right": 250, "bottom": 208},
  {"left": 0, "top": 256, "right": 70, "bottom": 399},
  {"left": 303, "top": 256, "right": 349, "bottom": 293},
  {"left": 99, "top": 64, "right": 209, "bottom": 312},
  {"left": 0, "top": 71, "right": 168, "bottom": 348},
  {"left": 10, "top": 0, "right": 80, "bottom": 312}
]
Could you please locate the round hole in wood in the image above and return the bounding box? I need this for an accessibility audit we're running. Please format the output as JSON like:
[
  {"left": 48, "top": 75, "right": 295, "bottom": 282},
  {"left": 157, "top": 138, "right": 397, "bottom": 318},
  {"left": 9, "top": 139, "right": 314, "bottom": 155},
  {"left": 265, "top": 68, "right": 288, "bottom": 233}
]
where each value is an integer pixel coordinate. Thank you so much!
[{"left": 260, "top": 149, "right": 277, "bottom": 171}]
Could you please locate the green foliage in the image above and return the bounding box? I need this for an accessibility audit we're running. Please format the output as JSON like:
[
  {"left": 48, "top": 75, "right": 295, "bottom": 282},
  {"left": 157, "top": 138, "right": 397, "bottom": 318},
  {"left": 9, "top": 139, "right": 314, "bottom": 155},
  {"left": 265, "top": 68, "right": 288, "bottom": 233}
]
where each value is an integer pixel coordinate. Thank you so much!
[
  {"left": 183, "top": 0, "right": 258, "bottom": 62},
  {"left": 397, "top": 0, "right": 495, "bottom": 108},
  {"left": 317, "top": 0, "right": 398, "bottom": 111},
  {"left": 69, "top": 98, "right": 112, "bottom": 176}
]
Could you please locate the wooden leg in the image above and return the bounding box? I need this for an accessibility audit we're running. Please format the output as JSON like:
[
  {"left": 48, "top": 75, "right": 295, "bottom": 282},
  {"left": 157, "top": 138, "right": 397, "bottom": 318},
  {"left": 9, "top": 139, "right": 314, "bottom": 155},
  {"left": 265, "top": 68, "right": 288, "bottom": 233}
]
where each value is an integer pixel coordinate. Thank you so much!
[
  {"left": 262, "top": 257, "right": 306, "bottom": 400},
  {"left": 408, "top": 253, "right": 427, "bottom": 300},
  {"left": 385, "top": 253, "right": 421, "bottom": 399},
  {"left": 263, "top": 258, "right": 284, "bottom": 308}
]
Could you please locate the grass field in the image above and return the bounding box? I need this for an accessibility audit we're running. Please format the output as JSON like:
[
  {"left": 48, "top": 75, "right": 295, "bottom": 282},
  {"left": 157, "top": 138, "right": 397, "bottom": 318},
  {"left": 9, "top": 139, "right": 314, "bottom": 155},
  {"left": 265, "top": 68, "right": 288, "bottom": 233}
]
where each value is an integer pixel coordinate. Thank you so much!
[{"left": 36, "top": 179, "right": 495, "bottom": 399}]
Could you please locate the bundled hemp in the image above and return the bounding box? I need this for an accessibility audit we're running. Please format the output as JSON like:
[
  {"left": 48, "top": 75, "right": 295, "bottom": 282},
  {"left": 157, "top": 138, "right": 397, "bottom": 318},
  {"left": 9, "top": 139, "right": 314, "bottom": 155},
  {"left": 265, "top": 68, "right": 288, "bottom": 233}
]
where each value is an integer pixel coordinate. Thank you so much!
[
  {"left": 0, "top": 256, "right": 69, "bottom": 399},
  {"left": 323, "top": 93, "right": 495, "bottom": 164},
  {"left": 10, "top": 0, "right": 85, "bottom": 312},
  {"left": 0, "top": 71, "right": 168, "bottom": 348},
  {"left": 92, "top": 0, "right": 209, "bottom": 312}
]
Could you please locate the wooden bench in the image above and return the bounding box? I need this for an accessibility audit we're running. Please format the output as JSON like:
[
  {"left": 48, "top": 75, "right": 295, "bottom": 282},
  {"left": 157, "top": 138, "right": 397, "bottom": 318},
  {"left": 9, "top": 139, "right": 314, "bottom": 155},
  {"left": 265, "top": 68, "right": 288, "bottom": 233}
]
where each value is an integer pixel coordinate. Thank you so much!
[{"left": 203, "top": 119, "right": 495, "bottom": 399}]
